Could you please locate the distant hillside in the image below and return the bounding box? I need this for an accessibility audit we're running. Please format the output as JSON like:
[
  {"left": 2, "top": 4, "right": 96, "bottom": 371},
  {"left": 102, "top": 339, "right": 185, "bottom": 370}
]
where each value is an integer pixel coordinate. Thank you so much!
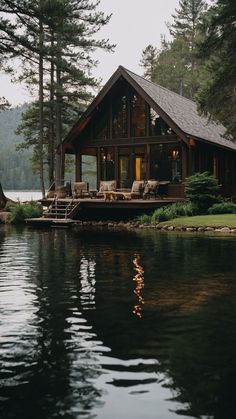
[{"left": 0, "top": 105, "right": 41, "bottom": 190}]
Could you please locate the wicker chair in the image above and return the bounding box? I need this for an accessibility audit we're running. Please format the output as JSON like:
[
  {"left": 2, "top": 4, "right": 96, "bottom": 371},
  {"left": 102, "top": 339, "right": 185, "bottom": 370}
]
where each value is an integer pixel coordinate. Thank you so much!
[
  {"left": 73, "top": 182, "right": 89, "bottom": 198},
  {"left": 96, "top": 180, "right": 117, "bottom": 198},
  {"left": 143, "top": 180, "right": 159, "bottom": 199}
]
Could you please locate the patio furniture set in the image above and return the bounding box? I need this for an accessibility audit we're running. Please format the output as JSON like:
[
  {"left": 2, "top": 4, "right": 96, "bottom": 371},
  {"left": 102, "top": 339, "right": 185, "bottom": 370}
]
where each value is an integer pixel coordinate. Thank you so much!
[{"left": 48, "top": 180, "right": 169, "bottom": 201}]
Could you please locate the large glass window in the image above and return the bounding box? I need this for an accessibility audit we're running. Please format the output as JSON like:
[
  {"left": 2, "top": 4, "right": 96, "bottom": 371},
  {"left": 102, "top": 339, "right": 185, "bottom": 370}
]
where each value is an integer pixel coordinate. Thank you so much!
[
  {"left": 93, "top": 105, "right": 109, "bottom": 139},
  {"left": 149, "top": 108, "right": 173, "bottom": 136},
  {"left": 100, "top": 147, "right": 115, "bottom": 181},
  {"left": 112, "top": 91, "right": 128, "bottom": 138},
  {"left": 131, "top": 91, "right": 146, "bottom": 137},
  {"left": 81, "top": 152, "right": 97, "bottom": 190},
  {"left": 118, "top": 148, "right": 131, "bottom": 188},
  {"left": 150, "top": 144, "right": 181, "bottom": 182}
]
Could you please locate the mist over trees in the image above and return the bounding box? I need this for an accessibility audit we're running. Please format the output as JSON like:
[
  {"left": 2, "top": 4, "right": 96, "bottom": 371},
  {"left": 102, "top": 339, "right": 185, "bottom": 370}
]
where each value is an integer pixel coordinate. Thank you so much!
[
  {"left": 0, "top": 105, "right": 41, "bottom": 190},
  {"left": 0, "top": 0, "right": 114, "bottom": 194}
]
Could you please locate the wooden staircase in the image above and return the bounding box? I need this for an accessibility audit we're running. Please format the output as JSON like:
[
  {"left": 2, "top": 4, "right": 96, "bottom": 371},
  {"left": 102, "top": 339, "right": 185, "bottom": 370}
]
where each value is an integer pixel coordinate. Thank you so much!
[{"left": 43, "top": 199, "right": 81, "bottom": 220}]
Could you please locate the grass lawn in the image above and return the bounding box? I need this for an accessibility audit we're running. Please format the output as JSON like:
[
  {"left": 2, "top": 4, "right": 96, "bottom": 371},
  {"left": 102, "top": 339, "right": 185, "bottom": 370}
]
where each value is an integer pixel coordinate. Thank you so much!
[{"left": 159, "top": 214, "right": 236, "bottom": 228}]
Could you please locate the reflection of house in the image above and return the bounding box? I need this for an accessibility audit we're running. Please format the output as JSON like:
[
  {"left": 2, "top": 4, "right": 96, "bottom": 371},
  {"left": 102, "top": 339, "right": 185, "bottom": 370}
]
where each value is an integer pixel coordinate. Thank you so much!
[{"left": 62, "top": 66, "right": 236, "bottom": 197}]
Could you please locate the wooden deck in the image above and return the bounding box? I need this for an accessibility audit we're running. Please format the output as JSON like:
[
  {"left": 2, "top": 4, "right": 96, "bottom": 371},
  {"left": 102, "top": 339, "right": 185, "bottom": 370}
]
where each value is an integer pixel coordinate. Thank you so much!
[
  {"left": 39, "top": 196, "right": 185, "bottom": 221},
  {"left": 25, "top": 217, "right": 75, "bottom": 228}
]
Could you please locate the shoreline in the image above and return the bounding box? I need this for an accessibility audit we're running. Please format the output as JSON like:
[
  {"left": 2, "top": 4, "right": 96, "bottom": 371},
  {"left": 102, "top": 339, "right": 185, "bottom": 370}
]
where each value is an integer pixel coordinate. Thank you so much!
[
  {"left": 73, "top": 220, "right": 236, "bottom": 234},
  {"left": 1, "top": 211, "right": 236, "bottom": 233}
]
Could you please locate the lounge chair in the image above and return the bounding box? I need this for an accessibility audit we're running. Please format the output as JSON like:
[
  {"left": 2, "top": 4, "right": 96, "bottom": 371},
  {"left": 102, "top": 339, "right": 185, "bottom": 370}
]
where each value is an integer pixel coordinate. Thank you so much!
[
  {"left": 143, "top": 180, "right": 159, "bottom": 199},
  {"left": 54, "top": 185, "right": 66, "bottom": 199},
  {"left": 96, "top": 180, "right": 117, "bottom": 199},
  {"left": 73, "top": 182, "right": 89, "bottom": 198},
  {"left": 112, "top": 180, "right": 145, "bottom": 200}
]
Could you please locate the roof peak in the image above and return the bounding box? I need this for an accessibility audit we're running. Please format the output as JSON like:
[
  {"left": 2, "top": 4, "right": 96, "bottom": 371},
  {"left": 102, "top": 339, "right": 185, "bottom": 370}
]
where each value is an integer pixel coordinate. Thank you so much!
[{"left": 118, "top": 65, "right": 196, "bottom": 105}]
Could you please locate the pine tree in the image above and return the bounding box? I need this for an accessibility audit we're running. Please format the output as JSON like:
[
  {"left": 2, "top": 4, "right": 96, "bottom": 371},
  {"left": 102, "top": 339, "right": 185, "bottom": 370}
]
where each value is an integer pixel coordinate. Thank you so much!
[
  {"left": 142, "top": 0, "right": 208, "bottom": 99},
  {"left": 196, "top": 0, "right": 236, "bottom": 139},
  {"left": 169, "top": 0, "right": 208, "bottom": 98},
  {"left": 0, "top": 0, "right": 115, "bottom": 192},
  {"left": 140, "top": 44, "right": 158, "bottom": 80}
]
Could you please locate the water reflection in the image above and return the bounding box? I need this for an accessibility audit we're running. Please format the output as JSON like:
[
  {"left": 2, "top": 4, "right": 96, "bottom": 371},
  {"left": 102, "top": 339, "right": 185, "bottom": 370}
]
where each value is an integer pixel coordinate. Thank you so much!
[
  {"left": 79, "top": 257, "right": 96, "bottom": 310},
  {"left": 1, "top": 226, "right": 236, "bottom": 418},
  {"left": 132, "top": 254, "right": 145, "bottom": 318}
]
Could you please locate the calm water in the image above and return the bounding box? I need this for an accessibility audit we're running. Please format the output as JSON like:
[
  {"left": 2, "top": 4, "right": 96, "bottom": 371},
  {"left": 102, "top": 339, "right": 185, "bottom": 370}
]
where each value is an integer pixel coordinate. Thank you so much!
[
  {"left": 0, "top": 226, "right": 236, "bottom": 419},
  {"left": 5, "top": 191, "right": 42, "bottom": 201}
]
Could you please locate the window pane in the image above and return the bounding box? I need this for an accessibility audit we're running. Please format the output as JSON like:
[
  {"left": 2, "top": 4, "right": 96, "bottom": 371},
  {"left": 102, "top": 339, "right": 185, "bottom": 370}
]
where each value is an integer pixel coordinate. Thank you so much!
[
  {"left": 100, "top": 147, "right": 115, "bottom": 181},
  {"left": 112, "top": 93, "right": 127, "bottom": 138},
  {"left": 167, "top": 145, "right": 182, "bottom": 182},
  {"left": 150, "top": 144, "right": 181, "bottom": 181},
  {"left": 135, "top": 156, "right": 145, "bottom": 180},
  {"left": 81, "top": 155, "right": 97, "bottom": 189},
  {"left": 131, "top": 92, "right": 146, "bottom": 137},
  {"left": 93, "top": 106, "right": 109, "bottom": 139},
  {"left": 149, "top": 108, "right": 173, "bottom": 136}
]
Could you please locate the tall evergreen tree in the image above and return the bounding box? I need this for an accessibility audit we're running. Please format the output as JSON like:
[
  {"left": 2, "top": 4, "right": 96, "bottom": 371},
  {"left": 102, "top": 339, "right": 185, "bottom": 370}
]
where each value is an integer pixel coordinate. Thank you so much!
[
  {"left": 140, "top": 0, "right": 208, "bottom": 99},
  {"left": 196, "top": 0, "right": 236, "bottom": 139},
  {"left": 0, "top": 0, "right": 114, "bottom": 192},
  {"left": 140, "top": 44, "right": 158, "bottom": 80}
]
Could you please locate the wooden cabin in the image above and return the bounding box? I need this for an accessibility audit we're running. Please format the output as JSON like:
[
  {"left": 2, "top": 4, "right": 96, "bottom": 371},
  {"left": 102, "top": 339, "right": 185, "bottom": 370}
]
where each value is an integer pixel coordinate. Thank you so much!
[{"left": 62, "top": 66, "right": 236, "bottom": 198}]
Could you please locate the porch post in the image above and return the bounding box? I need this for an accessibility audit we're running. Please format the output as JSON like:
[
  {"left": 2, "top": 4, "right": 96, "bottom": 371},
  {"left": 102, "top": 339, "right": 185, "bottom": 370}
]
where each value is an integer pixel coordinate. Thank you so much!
[
  {"left": 115, "top": 146, "right": 118, "bottom": 185},
  {"left": 75, "top": 153, "right": 81, "bottom": 182},
  {"left": 146, "top": 144, "right": 150, "bottom": 180},
  {"left": 181, "top": 144, "right": 188, "bottom": 182},
  {"left": 97, "top": 147, "right": 101, "bottom": 189}
]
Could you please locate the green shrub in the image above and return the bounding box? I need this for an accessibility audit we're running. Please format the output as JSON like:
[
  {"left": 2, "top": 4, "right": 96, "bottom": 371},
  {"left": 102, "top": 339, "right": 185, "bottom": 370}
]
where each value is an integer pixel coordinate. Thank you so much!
[
  {"left": 137, "top": 202, "right": 193, "bottom": 224},
  {"left": 137, "top": 213, "right": 151, "bottom": 224},
  {"left": 208, "top": 202, "right": 236, "bottom": 214},
  {"left": 23, "top": 201, "right": 43, "bottom": 219},
  {"left": 151, "top": 201, "right": 193, "bottom": 223},
  {"left": 7, "top": 201, "right": 42, "bottom": 224},
  {"left": 185, "top": 172, "right": 221, "bottom": 214}
]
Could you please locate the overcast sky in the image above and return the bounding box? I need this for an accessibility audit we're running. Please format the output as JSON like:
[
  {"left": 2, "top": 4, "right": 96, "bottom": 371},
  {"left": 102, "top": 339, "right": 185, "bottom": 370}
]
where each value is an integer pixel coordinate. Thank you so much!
[{"left": 0, "top": 0, "right": 180, "bottom": 106}]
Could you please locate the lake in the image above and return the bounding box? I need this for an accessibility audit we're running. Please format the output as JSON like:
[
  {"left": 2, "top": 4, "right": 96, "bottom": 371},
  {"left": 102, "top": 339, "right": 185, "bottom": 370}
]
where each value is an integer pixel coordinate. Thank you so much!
[
  {"left": 5, "top": 191, "right": 42, "bottom": 201},
  {"left": 0, "top": 226, "right": 236, "bottom": 419}
]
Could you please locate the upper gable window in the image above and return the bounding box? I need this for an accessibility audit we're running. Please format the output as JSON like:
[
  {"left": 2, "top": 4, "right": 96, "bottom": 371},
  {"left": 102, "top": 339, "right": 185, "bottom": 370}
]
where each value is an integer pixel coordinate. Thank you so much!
[
  {"left": 112, "top": 88, "right": 128, "bottom": 138},
  {"left": 149, "top": 108, "right": 173, "bottom": 136},
  {"left": 130, "top": 91, "right": 146, "bottom": 137},
  {"left": 93, "top": 105, "right": 109, "bottom": 140}
]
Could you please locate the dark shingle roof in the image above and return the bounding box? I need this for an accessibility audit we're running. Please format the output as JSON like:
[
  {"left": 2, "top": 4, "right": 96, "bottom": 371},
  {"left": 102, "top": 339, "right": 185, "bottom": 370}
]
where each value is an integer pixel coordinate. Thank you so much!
[{"left": 123, "top": 67, "right": 236, "bottom": 151}]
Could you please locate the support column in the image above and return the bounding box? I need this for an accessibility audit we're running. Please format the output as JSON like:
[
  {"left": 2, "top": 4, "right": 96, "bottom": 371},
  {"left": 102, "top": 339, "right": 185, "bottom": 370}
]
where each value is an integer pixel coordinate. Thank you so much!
[
  {"left": 97, "top": 147, "right": 101, "bottom": 188},
  {"left": 181, "top": 144, "right": 188, "bottom": 182},
  {"left": 146, "top": 144, "right": 150, "bottom": 180},
  {"left": 75, "top": 153, "right": 81, "bottom": 181}
]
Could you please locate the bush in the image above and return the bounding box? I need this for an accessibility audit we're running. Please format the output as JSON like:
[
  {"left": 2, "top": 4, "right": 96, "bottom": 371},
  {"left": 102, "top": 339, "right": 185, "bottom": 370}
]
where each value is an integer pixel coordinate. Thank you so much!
[
  {"left": 151, "top": 201, "right": 193, "bottom": 223},
  {"left": 208, "top": 202, "right": 236, "bottom": 214},
  {"left": 7, "top": 201, "right": 42, "bottom": 224},
  {"left": 137, "top": 202, "right": 193, "bottom": 224},
  {"left": 185, "top": 172, "right": 221, "bottom": 214}
]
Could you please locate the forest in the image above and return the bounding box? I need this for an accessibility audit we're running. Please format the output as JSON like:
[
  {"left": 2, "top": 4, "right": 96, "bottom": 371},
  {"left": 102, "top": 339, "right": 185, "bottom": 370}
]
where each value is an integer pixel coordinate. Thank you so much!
[
  {"left": 0, "top": 105, "right": 42, "bottom": 190},
  {"left": 0, "top": 0, "right": 235, "bottom": 192}
]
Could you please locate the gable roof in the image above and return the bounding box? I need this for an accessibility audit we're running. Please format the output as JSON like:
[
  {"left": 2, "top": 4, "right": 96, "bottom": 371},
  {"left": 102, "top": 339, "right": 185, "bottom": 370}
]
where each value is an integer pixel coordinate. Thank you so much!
[{"left": 64, "top": 65, "right": 236, "bottom": 152}]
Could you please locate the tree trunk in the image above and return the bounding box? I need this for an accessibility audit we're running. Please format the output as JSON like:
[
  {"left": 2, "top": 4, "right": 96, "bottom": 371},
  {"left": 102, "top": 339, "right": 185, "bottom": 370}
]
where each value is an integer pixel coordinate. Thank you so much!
[
  {"left": 55, "top": 32, "right": 65, "bottom": 189},
  {"left": 0, "top": 183, "right": 8, "bottom": 209},
  {"left": 39, "top": 9, "right": 46, "bottom": 198},
  {"left": 48, "top": 34, "right": 55, "bottom": 188}
]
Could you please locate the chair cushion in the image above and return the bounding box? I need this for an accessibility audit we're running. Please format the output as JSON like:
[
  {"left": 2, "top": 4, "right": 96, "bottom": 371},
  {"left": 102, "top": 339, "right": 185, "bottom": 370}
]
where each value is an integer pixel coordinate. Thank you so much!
[
  {"left": 55, "top": 186, "right": 66, "bottom": 198},
  {"left": 73, "top": 182, "right": 87, "bottom": 192},
  {"left": 99, "top": 180, "right": 116, "bottom": 193},
  {"left": 131, "top": 181, "right": 145, "bottom": 194},
  {"left": 144, "top": 180, "right": 159, "bottom": 194}
]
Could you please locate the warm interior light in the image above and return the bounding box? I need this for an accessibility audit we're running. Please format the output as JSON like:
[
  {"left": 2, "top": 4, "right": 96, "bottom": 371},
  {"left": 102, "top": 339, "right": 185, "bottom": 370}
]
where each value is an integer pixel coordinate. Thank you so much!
[{"left": 172, "top": 149, "right": 179, "bottom": 160}]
